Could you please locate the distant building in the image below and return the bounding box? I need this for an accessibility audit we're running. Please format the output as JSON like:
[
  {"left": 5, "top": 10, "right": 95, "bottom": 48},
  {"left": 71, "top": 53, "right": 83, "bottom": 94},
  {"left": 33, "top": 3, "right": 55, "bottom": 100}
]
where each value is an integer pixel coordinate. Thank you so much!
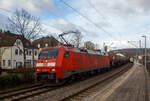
[
  {"left": 0, "top": 32, "right": 61, "bottom": 69},
  {"left": 148, "top": 49, "right": 150, "bottom": 56},
  {"left": 33, "top": 36, "right": 61, "bottom": 49},
  {"left": 0, "top": 32, "right": 38, "bottom": 69}
]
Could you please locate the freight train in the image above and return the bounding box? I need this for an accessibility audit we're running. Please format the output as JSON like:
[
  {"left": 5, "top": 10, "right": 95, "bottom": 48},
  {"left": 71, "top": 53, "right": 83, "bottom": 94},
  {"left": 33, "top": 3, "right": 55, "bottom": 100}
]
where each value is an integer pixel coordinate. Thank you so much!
[{"left": 35, "top": 45, "right": 128, "bottom": 85}]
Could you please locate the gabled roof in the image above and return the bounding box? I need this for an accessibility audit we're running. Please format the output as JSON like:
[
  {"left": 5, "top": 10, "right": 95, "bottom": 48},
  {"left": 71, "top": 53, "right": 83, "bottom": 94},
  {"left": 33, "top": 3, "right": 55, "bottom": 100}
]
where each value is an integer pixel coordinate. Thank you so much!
[
  {"left": 0, "top": 31, "right": 18, "bottom": 47},
  {"left": 33, "top": 36, "right": 62, "bottom": 48},
  {"left": 0, "top": 31, "right": 32, "bottom": 48}
]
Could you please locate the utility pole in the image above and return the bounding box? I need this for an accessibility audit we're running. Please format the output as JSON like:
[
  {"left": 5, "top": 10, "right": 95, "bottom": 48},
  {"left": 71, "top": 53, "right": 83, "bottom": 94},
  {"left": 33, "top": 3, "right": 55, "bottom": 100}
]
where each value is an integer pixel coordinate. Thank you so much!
[
  {"left": 139, "top": 40, "right": 141, "bottom": 56},
  {"left": 142, "top": 35, "right": 147, "bottom": 68},
  {"left": 103, "top": 42, "right": 114, "bottom": 52}
]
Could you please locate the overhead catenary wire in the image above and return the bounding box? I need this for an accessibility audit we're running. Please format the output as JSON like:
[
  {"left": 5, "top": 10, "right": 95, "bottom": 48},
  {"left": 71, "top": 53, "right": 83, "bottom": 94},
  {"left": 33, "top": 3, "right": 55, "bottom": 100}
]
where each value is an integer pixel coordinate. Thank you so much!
[
  {"left": 0, "top": 8, "right": 63, "bottom": 36},
  {"left": 0, "top": 6, "right": 130, "bottom": 49},
  {"left": 87, "top": 0, "right": 131, "bottom": 48},
  {"left": 0, "top": 8, "right": 12, "bottom": 13},
  {"left": 0, "top": 7, "right": 84, "bottom": 45},
  {"left": 86, "top": 0, "right": 124, "bottom": 40},
  {"left": 59, "top": 0, "right": 118, "bottom": 40},
  {"left": 59, "top": 0, "right": 131, "bottom": 50},
  {"left": 86, "top": 0, "right": 109, "bottom": 24}
]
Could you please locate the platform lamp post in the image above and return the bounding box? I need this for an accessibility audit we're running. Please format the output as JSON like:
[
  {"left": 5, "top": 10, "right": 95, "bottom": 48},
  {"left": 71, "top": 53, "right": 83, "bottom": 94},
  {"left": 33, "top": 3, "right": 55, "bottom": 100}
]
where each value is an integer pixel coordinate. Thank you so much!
[
  {"left": 141, "top": 35, "right": 147, "bottom": 68},
  {"left": 139, "top": 40, "right": 141, "bottom": 56}
]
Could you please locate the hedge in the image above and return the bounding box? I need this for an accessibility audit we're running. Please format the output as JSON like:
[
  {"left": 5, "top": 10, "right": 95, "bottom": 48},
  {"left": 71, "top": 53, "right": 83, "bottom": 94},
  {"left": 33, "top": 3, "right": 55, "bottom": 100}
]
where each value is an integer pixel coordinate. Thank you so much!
[
  {"left": 4, "top": 67, "right": 35, "bottom": 83},
  {"left": 6, "top": 67, "right": 35, "bottom": 73},
  {"left": 0, "top": 74, "right": 20, "bottom": 88}
]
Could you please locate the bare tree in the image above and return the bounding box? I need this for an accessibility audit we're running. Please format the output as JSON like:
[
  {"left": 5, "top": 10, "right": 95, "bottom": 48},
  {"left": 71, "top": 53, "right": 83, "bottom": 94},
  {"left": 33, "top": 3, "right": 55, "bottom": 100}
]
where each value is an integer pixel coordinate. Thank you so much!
[
  {"left": 84, "top": 41, "right": 95, "bottom": 50},
  {"left": 59, "top": 30, "right": 83, "bottom": 48},
  {"left": 70, "top": 31, "right": 82, "bottom": 48},
  {"left": 94, "top": 44, "right": 99, "bottom": 50},
  {"left": 104, "top": 45, "right": 108, "bottom": 52},
  {"left": 7, "top": 9, "right": 42, "bottom": 67}
]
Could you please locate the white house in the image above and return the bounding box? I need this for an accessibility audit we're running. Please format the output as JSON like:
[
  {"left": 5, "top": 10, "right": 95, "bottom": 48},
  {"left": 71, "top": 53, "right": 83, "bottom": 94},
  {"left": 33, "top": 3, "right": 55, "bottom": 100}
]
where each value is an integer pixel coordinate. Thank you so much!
[
  {"left": 0, "top": 33, "right": 61, "bottom": 69},
  {"left": 0, "top": 32, "right": 39, "bottom": 69}
]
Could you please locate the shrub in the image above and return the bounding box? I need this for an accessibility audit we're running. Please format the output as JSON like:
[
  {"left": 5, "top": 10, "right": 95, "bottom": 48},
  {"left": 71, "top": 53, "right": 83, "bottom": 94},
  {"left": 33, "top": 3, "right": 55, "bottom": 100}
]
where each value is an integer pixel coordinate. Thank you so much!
[
  {"left": 6, "top": 67, "right": 35, "bottom": 73},
  {"left": 0, "top": 74, "right": 20, "bottom": 88},
  {"left": 15, "top": 67, "right": 35, "bottom": 83},
  {"left": 5, "top": 67, "right": 35, "bottom": 83},
  {"left": 6, "top": 69, "right": 15, "bottom": 73}
]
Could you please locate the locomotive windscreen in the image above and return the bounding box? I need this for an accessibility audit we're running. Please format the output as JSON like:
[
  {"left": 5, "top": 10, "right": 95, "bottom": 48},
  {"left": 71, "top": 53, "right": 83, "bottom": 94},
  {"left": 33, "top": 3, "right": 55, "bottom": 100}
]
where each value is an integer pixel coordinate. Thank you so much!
[{"left": 39, "top": 49, "right": 58, "bottom": 59}]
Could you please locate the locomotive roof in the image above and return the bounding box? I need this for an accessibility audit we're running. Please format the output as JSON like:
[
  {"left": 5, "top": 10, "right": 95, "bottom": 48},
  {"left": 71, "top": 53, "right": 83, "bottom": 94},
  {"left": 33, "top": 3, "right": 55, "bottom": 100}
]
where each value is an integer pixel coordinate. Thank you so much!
[
  {"left": 66, "top": 46, "right": 103, "bottom": 55},
  {"left": 40, "top": 45, "right": 104, "bottom": 55}
]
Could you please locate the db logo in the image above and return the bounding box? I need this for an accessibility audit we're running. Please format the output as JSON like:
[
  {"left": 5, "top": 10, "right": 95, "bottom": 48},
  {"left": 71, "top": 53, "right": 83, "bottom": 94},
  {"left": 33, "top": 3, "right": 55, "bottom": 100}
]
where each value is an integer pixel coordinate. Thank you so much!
[
  {"left": 42, "top": 69, "right": 47, "bottom": 72},
  {"left": 43, "top": 63, "right": 47, "bottom": 66}
]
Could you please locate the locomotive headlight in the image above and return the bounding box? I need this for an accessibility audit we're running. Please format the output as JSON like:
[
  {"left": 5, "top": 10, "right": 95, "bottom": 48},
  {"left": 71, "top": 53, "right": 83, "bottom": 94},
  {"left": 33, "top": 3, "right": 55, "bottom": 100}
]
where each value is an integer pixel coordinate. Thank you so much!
[
  {"left": 51, "top": 68, "right": 56, "bottom": 72},
  {"left": 36, "top": 63, "right": 43, "bottom": 67},
  {"left": 36, "top": 69, "right": 40, "bottom": 72},
  {"left": 47, "top": 62, "right": 56, "bottom": 66}
]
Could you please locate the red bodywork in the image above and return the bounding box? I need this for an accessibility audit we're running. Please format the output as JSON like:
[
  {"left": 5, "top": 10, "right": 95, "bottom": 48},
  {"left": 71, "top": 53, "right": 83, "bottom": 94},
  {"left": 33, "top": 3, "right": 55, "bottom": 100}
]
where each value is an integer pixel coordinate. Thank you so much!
[{"left": 35, "top": 46, "right": 110, "bottom": 79}]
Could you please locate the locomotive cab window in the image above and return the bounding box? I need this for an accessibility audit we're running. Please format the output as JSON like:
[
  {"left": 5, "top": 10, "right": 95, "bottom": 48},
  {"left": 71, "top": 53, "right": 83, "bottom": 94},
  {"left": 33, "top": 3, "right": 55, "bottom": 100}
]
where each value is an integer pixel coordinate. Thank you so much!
[
  {"left": 39, "top": 49, "right": 58, "bottom": 59},
  {"left": 64, "top": 51, "right": 70, "bottom": 58}
]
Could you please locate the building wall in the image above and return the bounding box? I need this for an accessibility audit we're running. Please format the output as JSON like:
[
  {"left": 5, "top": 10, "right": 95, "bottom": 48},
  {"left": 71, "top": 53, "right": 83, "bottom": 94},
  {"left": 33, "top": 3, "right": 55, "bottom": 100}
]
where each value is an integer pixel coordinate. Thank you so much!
[
  {"left": 1, "top": 39, "right": 39, "bottom": 69},
  {"left": 1, "top": 47, "right": 12, "bottom": 69},
  {"left": 26, "top": 48, "right": 39, "bottom": 67}
]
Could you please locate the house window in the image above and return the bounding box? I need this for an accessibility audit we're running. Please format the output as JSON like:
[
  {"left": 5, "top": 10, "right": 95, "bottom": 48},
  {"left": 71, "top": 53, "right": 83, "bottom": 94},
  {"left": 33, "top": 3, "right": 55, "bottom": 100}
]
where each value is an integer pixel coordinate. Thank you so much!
[
  {"left": 8, "top": 60, "right": 11, "bottom": 66},
  {"left": 16, "top": 62, "right": 22, "bottom": 68},
  {"left": 16, "top": 40, "right": 21, "bottom": 45},
  {"left": 45, "top": 43, "right": 48, "bottom": 47},
  {"left": 64, "top": 51, "right": 70, "bottom": 58},
  {"left": 3, "top": 60, "right": 5, "bottom": 66},
  {"left": 26, "top": 50, "right": 28, "bottom": 55},
  {"left": 29, "top": 51, "right": 32, "bottom": 56},
  {"left": 19, "top": 50, "right": 22, "bottom": 55},
  {"left": 15, "top": 49, "right": 18, "bottom": 55},
  {"left": 38, "top": 44, "right": 40, "bottom": 48},
  {"left": 35, "top": 51, "right": 37, "bottom": 56},
  {"left": 25, "top": 60, "right": 31, "bottom": 66}
]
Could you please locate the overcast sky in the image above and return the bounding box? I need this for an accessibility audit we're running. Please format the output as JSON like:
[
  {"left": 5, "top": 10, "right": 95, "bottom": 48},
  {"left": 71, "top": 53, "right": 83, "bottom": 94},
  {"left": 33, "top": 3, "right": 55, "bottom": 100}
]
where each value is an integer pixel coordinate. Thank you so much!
[{"left": 0, "top": 0, "right": 150, "bottom": 49}]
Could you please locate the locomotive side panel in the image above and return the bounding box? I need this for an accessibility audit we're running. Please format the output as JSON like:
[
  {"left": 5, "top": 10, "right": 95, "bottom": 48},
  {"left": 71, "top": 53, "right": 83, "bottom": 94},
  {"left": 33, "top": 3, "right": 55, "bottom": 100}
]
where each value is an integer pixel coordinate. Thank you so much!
[
  {"left": 35, "top": 46, "right": 113, "bottom": 82},
  {"left": 55, "top": 47, "right": 65, "bottom": 78},
  {"left": 60, "top": 50, "right": 75, "bottom": 78}
]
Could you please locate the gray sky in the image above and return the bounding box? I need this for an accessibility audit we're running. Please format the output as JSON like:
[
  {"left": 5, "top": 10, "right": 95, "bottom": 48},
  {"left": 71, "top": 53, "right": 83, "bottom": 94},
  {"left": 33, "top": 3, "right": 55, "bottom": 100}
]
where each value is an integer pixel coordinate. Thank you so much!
[{"left": 0, "top": 0, "right": 150, "bottom": 49}]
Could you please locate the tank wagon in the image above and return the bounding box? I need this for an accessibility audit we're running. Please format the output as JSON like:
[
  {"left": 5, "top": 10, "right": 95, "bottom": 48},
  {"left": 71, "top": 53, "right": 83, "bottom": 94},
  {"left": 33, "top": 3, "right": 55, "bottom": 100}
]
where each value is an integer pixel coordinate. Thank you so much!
[{"left": 108, "top": 52, "right": 129, "bottom": 66}]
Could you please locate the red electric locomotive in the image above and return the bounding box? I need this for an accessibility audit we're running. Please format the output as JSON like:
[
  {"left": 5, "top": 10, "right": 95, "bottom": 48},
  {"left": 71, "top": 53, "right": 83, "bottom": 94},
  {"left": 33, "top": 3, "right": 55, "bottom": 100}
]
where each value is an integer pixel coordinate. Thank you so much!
[
  {"left": 35, "top": 45, "right": 110, "bottom": 84},
  {"left": 35, "top": 31, "right": 129, "bottom": 85}
]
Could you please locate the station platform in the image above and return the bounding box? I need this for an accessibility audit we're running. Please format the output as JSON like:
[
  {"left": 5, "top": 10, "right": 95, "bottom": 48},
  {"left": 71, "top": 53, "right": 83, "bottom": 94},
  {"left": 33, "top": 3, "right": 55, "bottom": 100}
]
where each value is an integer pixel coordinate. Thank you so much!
[{"left": 85, "top": 63, "right": 150, "bottom": 101}]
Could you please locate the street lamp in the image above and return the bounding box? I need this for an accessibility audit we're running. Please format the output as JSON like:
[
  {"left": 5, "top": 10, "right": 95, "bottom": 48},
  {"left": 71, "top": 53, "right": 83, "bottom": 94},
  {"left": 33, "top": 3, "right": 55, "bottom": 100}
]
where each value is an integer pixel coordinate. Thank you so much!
[
  {"left": 141, "top": 35, "right": 146, "bottom": 68},
  {"left": 139, "top": 40, "right": 141, "bottom": 56}
]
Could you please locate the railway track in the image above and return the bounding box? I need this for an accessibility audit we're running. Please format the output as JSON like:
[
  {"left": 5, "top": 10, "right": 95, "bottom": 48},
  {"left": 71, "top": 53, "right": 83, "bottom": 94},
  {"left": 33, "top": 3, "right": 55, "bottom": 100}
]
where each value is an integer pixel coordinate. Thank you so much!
[
  {"left": 0, "top": 83, "right": 43, "bottom": 95},
  {"left": 23, "top": 63, "right": 132, "bottom": 101},
  {"left": 0, "top": 84, "right": 56, "bottom": 101},
  {"left": 0, "top": 63, "right": 132, "bottom": 101},
  {"left": 61, "top": 63, "right": 132, "bottom": 101}
]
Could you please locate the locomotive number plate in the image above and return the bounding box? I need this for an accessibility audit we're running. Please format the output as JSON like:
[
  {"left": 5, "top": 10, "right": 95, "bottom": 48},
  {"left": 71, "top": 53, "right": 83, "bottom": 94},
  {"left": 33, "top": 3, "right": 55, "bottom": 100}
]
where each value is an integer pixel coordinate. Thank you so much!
[
  {"left": 42, "top": 69, "right": 47, "bottom": 72},
  {"left": 43, "top": 63, "right": 47, "bottom": 66}
]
